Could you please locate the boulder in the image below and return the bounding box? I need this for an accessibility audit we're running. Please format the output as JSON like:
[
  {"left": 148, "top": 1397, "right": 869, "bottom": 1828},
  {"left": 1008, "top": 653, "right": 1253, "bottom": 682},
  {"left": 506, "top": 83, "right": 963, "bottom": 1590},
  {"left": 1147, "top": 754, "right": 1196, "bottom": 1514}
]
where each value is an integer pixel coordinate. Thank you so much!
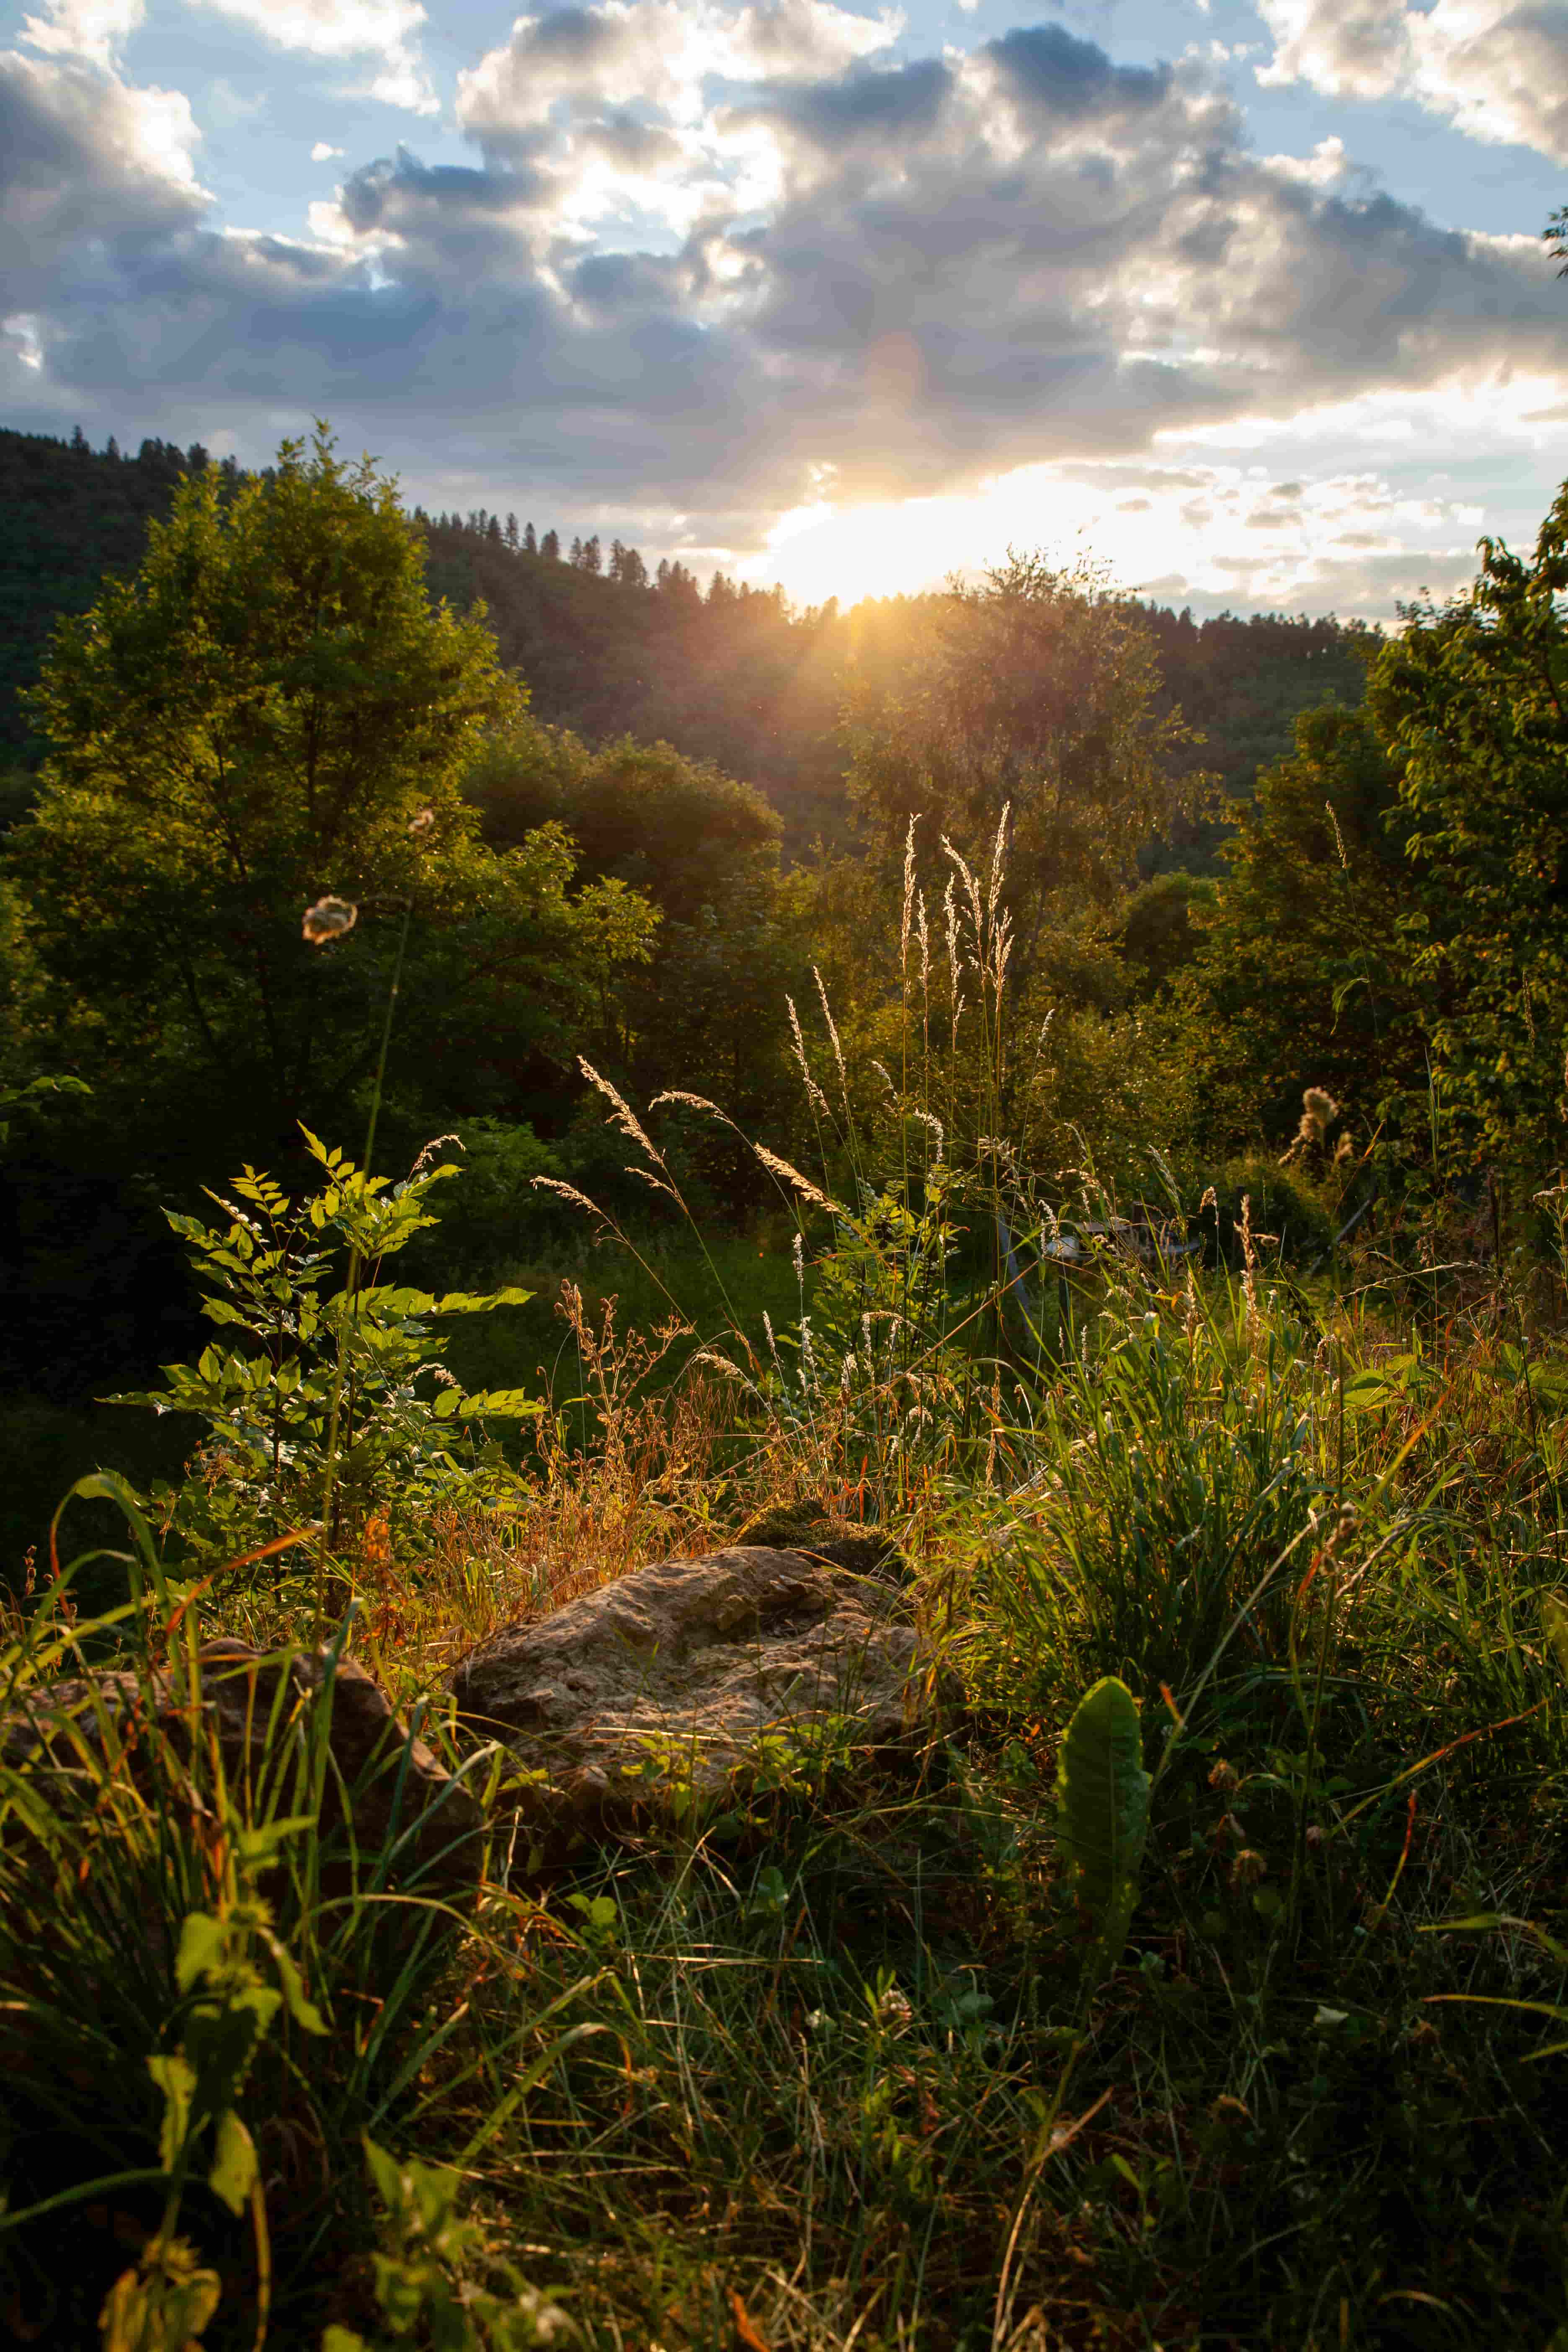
[
  {"left": 1, "top": 1640, "right": 482, "bottom": 1895},
  {"left": 446, "top": 1544, "right": 931, "bottom": 1851}
]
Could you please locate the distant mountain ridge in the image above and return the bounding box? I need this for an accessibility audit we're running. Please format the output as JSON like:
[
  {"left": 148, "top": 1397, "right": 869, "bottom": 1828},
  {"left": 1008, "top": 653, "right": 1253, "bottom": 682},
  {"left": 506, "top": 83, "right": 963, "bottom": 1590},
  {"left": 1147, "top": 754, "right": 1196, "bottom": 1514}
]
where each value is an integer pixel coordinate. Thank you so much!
[{"left": 0, "top": 423, "right": 1375, "bottom": 861}]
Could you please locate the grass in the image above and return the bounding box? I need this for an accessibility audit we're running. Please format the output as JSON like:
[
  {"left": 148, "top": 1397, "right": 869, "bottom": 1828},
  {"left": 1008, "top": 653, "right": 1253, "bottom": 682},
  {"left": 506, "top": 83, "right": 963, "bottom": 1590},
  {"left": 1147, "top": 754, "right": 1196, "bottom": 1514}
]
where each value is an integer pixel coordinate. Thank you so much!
[
  {"left": 8, "top": 827, "right": 1568, "bottom": 2347},
  {"left": 8, "top": 1222, "right": 1568, "bottom": 2349}
]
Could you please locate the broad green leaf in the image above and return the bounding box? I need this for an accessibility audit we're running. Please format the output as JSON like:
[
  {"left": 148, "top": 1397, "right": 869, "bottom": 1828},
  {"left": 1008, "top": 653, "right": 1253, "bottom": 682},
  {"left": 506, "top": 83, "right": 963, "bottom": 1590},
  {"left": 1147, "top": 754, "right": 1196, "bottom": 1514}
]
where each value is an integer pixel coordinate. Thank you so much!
[
  {"left": 1057, "top": 1675, "right": 1150, "bottom": 1973},
  {"left": 175, "top": 1911, "right": 227, "bottom": 1994},
  {"left": 208, "top": 2110, "right": 258, "bottom": 2215},
  {"left": 146, "top": 2052, "right": 196, "bottom": 2170}
]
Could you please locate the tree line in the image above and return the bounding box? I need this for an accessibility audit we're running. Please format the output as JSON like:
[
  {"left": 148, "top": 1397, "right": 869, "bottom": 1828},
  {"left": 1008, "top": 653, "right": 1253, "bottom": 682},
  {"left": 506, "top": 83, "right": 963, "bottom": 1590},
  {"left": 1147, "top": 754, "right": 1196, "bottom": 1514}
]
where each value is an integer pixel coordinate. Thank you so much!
[{"left": 0, "top": 424, "right": 1372, "bottom": 861}]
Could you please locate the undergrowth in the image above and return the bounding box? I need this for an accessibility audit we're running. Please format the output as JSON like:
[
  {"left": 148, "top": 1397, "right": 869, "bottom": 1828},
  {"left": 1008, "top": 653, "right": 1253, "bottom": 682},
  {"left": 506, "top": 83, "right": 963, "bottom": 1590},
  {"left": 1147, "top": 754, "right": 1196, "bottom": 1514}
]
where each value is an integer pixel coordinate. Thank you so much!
[{"left": 6, "top": 820, "right": 1568, "bottom": 2349}]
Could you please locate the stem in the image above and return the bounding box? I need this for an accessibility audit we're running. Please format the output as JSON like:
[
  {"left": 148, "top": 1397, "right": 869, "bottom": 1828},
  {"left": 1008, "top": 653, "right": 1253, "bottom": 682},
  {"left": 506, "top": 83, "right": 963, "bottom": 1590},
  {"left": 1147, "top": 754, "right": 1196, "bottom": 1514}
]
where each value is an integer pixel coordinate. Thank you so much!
[
  {"left": 313, "top": 902, "right": 413, "bottom": 1647},
  {"left": 362, "top": 903, "right": 413, "bottom": 1178}
]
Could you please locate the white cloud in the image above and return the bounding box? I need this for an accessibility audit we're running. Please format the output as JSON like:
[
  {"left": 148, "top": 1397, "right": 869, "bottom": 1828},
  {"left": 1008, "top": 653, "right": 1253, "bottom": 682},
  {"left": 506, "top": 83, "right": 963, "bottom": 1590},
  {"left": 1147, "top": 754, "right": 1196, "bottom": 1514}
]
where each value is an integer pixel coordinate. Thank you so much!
[
  {"left": 457, "top": 0, "right": 899, "bottom": 145},
  {"left": 312, "top": 140, "right": 344, "bottom": 161},
  {"left": 19, "top": 0, "right": 143, "bottom": 66},
  {"left": 7, "top": 3, "right": 1568, "bottom": 623},
  {"left": 186, "top": 0, "right": 438, "bottom": 114},
  {"left": 1256, "top": 0, "right": 1568, "bottom": 165}
]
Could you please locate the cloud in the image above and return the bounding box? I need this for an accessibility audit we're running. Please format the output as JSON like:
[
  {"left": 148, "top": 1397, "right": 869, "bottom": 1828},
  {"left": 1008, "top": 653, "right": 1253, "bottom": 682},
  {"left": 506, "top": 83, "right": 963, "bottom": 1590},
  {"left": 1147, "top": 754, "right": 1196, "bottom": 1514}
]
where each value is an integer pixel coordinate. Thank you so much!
[
  {"left": 312, "top": 141, "right": 344, "bottom": 162},
  {"left": 0, "top": 51, "right": 207, "bottom": 303},
  {"left": 19, "top": 0, "right": 143, "bottom": 68},
  {"left": 186, "top": 0, "right": 438, "bottom": 114},
  {"left": 1256, "top": 0, "right": 1568, "bottom": 165},
  {"left": 6, "top": 2, "right": 1568, "bottom": 616}
]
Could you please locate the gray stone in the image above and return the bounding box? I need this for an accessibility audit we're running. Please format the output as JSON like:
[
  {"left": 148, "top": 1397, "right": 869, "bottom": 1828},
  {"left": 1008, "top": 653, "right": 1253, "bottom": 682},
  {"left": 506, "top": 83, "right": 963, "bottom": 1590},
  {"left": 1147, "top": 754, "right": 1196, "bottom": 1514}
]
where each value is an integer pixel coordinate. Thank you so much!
[{"left": 446, "top": 1545, "right": 931, "bottom": 1847}]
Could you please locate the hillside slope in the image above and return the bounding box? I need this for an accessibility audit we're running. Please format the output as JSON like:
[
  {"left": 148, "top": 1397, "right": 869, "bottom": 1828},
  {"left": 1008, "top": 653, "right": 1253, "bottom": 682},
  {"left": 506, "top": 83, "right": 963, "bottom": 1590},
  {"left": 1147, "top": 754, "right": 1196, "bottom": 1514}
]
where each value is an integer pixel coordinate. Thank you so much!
[{"left": 0, "top": 424, "right": 1374, "bottom": 860}]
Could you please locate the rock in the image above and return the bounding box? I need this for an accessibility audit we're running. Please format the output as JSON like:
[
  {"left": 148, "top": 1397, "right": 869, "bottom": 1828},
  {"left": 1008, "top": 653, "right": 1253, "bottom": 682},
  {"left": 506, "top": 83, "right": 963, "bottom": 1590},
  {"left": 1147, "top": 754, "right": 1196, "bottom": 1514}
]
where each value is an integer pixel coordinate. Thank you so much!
[
  {"left": 446, "top": 1544, "right": 931, "bottom": 1852},
  {"left": 2, "top": 1640, "right": 482, "bottom": 1895},
  {"left": 731, "top": 1501, "right": 908, "bottom": 1584}
]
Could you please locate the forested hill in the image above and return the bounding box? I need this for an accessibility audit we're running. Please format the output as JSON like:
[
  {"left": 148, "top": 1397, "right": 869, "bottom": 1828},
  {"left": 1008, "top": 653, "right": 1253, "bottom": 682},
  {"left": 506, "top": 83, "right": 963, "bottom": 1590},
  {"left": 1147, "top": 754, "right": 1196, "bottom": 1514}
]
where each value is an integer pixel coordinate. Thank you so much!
[{"left": 0, "top": 423, "right": 1375, "bottom": 852}]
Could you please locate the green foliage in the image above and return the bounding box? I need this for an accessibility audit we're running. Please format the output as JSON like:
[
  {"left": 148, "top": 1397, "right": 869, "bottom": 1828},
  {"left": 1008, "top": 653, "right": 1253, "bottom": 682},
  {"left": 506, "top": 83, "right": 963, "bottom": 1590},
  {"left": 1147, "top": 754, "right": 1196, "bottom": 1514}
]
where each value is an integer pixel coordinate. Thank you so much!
[
  {"left": 1113, "top": 871, "right": 1217, "bottom": 998},
  {"left": 844, "top": 551, "right": 1210, "bottom": 980},
  {"left": 1137, "top": 601, "right": 1379, "bottom": 857},
  {"left": 463, "top": 717, "right": 805, "bottom": 1180},
  {"left": 1055, "top": 1676, "right": 1150, "bottom": 1972},
  {"left": 990, "top": 1272, "right": 1329, "bottom": 1701},
  {"left": 324, "top": 2140, "right": 571, "bottom": 2350},
  {"left": 0, "top": 1511, "right": 515, "bottom": 2344},
  {"left": 1194, "top": 1153, "right": 1340, "bottom": 1269},
  {"left": 414, "top": 1120, "right": 564, "bottom": 1272},
  {"left": 114, "top": 1132, "right": 539, "bottom": 1563},
  {"left": 3, "top": 428, "right": 655, "bottom": 1171},
  {"left": 0, "top": 426, "right": 205, "bottom": 758},
  {"left": 1369, "top": 485, "right": 1568, "bottom": 1179},
  {"left": 1181, "top": 703, "right": 1422, "bottom": 1153}
]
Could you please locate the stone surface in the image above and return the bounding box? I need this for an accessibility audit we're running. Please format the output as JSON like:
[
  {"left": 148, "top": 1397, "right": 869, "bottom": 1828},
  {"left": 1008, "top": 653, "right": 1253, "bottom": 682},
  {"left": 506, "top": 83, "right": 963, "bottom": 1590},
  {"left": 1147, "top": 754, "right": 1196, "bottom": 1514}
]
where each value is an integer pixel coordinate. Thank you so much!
[
  {"left": 446, "top": 1544, "right": 930, "bottom": 1846},
  {"left": 2, "top": 1640, "right": 482, "bottom": 1893}
]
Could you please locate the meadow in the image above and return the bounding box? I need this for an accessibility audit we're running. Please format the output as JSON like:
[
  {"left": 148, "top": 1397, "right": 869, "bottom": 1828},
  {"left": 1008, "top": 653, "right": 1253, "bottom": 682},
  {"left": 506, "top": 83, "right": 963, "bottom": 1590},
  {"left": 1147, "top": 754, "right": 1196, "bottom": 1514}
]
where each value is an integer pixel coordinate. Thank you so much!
[{"left": 6, "top": 434, "right": 1568, "bottom": 2350}]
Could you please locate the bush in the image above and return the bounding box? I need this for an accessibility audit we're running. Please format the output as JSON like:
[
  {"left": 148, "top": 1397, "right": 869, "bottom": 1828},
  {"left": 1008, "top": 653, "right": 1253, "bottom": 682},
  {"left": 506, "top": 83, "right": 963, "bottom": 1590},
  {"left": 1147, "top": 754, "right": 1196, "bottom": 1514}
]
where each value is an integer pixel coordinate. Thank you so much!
[
  {"left": 1192, "top": 1153, "right": 1338, "bottom": 1269},
  {"left": 418, "top": 1119, "right": 565, "bottom": 1275}
]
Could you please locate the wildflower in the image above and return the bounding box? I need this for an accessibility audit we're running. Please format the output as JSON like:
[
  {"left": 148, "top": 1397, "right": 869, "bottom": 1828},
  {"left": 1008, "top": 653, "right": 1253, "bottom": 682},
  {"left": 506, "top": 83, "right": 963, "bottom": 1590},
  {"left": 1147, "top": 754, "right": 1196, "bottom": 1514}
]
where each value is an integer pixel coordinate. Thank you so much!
[
  {"left": 1207, "top": 1757, "right": 1240, "bottom": 1795},
  {"left": 1230, "top": 1848, "right": 1267, "bottom": 1888},
  {"left": 407, "top": 806, "right": 436, "bottom": 837},
  {"left": 302, "top": 895, "right": 357, "bottom": 946}
]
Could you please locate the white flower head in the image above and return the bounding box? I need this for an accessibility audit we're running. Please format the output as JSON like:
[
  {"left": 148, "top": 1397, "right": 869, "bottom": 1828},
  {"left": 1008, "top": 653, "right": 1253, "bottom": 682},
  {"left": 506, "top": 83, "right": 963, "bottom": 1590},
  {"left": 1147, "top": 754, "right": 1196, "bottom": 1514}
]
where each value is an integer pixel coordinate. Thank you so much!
[{"left": 302, "top": 895, "right": 357, "bottom": 947}]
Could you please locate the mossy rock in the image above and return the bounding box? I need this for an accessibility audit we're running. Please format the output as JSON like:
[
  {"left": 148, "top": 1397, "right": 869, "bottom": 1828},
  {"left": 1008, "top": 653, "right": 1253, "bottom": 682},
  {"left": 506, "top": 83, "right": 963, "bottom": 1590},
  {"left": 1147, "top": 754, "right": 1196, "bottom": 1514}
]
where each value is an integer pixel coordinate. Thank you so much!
[{"left": 733, "top": 1500, "right": 908, "bottom": 1583}]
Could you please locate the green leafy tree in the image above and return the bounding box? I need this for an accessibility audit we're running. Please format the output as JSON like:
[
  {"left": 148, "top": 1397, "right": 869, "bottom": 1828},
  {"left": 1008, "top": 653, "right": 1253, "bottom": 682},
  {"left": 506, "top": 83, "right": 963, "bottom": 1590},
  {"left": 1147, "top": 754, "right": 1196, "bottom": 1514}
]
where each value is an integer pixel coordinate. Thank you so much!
[
  {"left": 464, "top": 718, "right": 805, "bottom": 1189},
  {"left": 1180, "top": 704, "right": 1424, "bottom": 1153},
  {"left": 843, "top": 551, "right": 1208, "bottom": 988},
  {"left": 1367, "top": 487, "right": 1568, "bottom": 1180},
  {"left": 5, "top": 428, "right": 653, "bottom": 1171}
]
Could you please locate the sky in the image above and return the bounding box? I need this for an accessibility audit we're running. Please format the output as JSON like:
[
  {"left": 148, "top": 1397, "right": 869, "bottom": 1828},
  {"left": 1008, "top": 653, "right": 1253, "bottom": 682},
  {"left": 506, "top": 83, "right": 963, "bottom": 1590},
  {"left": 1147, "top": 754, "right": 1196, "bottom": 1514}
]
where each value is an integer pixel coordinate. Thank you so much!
[{"left": 3, "top": 0, "right": 1568, "bottom": 616}]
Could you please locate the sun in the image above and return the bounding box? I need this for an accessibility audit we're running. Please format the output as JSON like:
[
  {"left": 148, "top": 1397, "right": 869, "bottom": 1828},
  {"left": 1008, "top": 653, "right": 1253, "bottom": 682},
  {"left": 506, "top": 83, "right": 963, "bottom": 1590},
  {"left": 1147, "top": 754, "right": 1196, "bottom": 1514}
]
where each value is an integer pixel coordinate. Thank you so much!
[{"left": 745, "top": 468, "right": 1115, "bottom": 609}]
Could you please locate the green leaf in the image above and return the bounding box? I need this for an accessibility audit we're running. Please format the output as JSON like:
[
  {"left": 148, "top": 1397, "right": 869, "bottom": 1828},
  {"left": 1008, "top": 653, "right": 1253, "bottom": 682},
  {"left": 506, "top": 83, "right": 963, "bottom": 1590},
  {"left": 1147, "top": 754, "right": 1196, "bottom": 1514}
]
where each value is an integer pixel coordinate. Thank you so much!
[
  {"left": 208, "top": 2110, "right": 258, "bottom": 2215},
  {"left": 1056, "top": 1675, "right": 1150, "bottom": 1973},
  {"left": 266, "top": 1937, "right": 328, "bottom": 2036},
  {"left": 460, "top": 1387, "right": 544, "bottom": 1418},
  {"left": 146, "top": 2051, "right": 197, "bottom": 2171},
  {"left": 233, "top": 1814, "right": 319, "bottom": 1872},
  {"left": 431, "top": 1287, "right": 536, "bottom": 1314},
  {"left": 54, "top": 1470, "right": 169, "bottom": 1610},
  {"left": 175, "top": 1911, "right": 227, "bottom": 1993}
]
